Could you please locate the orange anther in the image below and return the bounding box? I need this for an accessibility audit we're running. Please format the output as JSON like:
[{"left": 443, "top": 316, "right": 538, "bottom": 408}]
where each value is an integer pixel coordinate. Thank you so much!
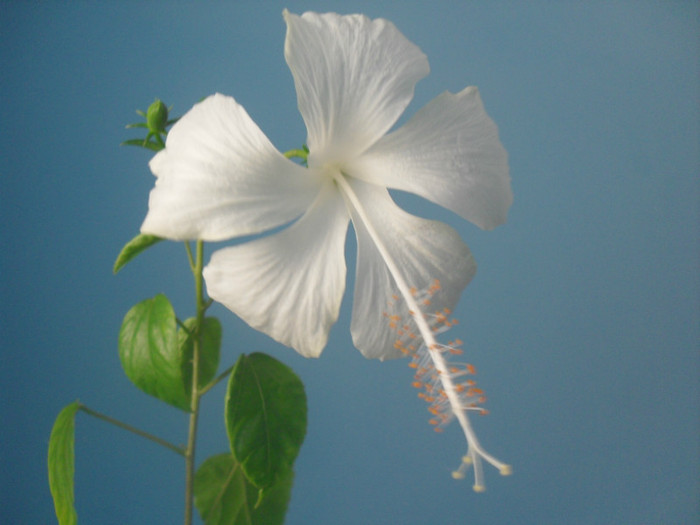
[
  {"left": 466, "top": 364, "right": 476, "bottom": 375},
  {"left": 412, "top": 381, "right": 423, "bottom": 388}
]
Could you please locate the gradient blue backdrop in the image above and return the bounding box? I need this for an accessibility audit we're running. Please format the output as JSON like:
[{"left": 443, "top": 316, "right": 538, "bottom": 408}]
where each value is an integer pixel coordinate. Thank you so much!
[{"left": 2, "top": 1, "right": 698, "bottom": 524}]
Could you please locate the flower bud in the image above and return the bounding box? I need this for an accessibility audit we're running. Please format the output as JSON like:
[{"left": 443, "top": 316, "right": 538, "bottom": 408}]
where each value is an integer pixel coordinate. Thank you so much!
[{"left": 146, "top": 99, "right": 168, "bottom": 133}]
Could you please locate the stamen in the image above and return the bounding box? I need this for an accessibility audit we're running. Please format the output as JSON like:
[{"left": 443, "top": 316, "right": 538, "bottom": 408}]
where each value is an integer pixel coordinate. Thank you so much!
[
  {"left": 383, "top": 281, "right": 510, "bottom": 491},
  {"left": 333, "top": 173, "right": 509, "bottom": 491}
]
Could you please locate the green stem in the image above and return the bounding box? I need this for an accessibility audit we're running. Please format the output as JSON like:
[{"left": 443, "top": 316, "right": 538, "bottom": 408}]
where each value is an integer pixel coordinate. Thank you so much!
[
  {"left": 184, "top": 242, "right": 196, "bottom": 272},
  {"left": 199, "top": 364, "right": 234, "bottom": 396},
  {"left": 283, "top": 148, "right": 308, "bottom": 161},
  {"left": 78, "top": 403, "right": 185, "bottom": 456},
  {"left": 184, "top": 240, "right": 205, "bottom": 525}
]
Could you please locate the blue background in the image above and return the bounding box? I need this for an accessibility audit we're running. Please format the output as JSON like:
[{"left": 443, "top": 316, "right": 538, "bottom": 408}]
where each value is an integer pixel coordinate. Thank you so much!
[{"left": 2, "top": 1, "right": 698, "bottom": 524}]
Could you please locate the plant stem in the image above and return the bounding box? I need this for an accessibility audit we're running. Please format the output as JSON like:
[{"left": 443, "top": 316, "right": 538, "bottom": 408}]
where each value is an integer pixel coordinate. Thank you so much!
[
  {"left": 283, "top": 148, "right": 307, "bottom": 161},
  {"left": 78, "top": 403, "right": 185, "bottom": 456},
  {"left": 198, "top": 364, "right": 234, "bottom": 396},
  {"left": 183, "top": 240, "right": 205, "bottom": 525}
]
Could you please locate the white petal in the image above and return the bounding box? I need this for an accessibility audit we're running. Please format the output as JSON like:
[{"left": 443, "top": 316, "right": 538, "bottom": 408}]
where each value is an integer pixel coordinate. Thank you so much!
[
  {"left": 283, "top": 10, "right": 429, "bottom": 167},
  {"left": 346, "top": 179, "right": 476, "bottom": 360},
  {"left": 203, "top": 181, "right": 349, "bottom": 358},
  {"left": 141, "top": 93, "right": 322, "bottom": 241},
  {"left": 348, "top": 87, "right": 512, "bottom": 230}
]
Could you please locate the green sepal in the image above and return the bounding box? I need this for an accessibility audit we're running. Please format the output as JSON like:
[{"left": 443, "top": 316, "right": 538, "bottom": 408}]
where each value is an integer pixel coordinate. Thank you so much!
[
  {"left": 225, "top": 353, "right": 307, "bottom": 489},
  {"left": 113, "top": 233, "right": 163, "bottom": 274},
  {"left": 178, "top": 316, "right": 222, "bottom": 395},
  {"left": 194, "top": 453, "right": 293, "bottom": 525},
  {"left": 48, "top": 401, "right": 80, "bottom": 525},
  {"left": 118, "top": 295, "right": 190, "bottom": 410},
  {"left": 125, "top": 122, "right": 148, "bottom": 129},
  {"left": 120, "top": 138, "right": 163, "bottom": 151}
]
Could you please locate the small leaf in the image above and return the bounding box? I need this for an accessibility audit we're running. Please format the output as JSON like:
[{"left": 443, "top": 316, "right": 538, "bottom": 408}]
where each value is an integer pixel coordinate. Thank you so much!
[
  {"left": 113, "top": 233, "right": 162, "bottom": 274},
  {"left": 225, "top": 353, "right": 307, "bottom": 489},
  {"left": 194, "top": 453, "right": 293, "bottom": 525},
  {"left": 48, "top": 401, "right": 80, "bottom": 525},
  {"left": 118, "top": 295, "right": 189, "bottom": 410},
  {"left": 179, "top": 317, "right": 222, "bottom": 395}
]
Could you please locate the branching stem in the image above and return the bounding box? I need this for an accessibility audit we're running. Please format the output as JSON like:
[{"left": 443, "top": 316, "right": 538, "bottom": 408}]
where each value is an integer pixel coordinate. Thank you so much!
[
  {"left": 183, "top": 240, "right": 205, "bottom": 525},
  {"left": 78, "top": 403, "right": 185, "bottom": 456}
]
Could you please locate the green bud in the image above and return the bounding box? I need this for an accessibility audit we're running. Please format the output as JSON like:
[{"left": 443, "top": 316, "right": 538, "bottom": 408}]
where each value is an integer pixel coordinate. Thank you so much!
[{"left": 146, "top": 99, "right": 168, "bottom": 133}]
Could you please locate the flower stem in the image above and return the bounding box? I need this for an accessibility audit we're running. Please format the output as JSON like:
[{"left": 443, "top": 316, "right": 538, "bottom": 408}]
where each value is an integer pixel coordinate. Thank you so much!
[
  {"left": 283, "top": 148, "right": 308, "bottom": 161},
  {"left": 183, "top": 240, "right": 205, "bottom": 525},
  {"left": 77, "top": 403, "right": 185, "bottom": 456}
]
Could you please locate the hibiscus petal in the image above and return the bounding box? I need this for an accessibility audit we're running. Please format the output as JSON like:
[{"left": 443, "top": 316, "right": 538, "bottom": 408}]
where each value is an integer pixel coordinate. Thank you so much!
[
  {"left": 345, "top": 179, "right": 476, "bottom": 360},
  {"left": 141, "top": 93, "right": 322, "bottom": 241},
  {"left": 283, "top": 10, "right": 429, "bottom": 167},
  {"left": 203, "top": 181, "right": 349, "bottom": 358},
  {"left": 348, "top": 87, "right": 512, "bottom": 231}
]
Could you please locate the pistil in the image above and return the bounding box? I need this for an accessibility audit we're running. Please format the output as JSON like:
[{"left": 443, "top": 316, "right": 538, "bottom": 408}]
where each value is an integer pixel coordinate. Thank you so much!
[{"left": 334, "top": 172, "right": 510, "bottom": 491}]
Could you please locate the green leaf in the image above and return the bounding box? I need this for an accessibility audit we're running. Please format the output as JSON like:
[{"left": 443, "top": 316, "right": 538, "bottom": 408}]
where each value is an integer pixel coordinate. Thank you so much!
[
  {"left": 113, "top": 233, "right": 162, "bottom": 274},
  {"left": 178, "top": 317, "right": 222, "bottom": 395},
  {"left": 48, "top": 401, "right": 80, "bottom": 525},
  {"left": 225, "top": 353, "right": 307, "bottom": 489},
  {"left": 194, "top": 453, "right": 293, "bottom": 525},
  {"left": 118, "top": 295, "right": 189, "bottom": 410}
]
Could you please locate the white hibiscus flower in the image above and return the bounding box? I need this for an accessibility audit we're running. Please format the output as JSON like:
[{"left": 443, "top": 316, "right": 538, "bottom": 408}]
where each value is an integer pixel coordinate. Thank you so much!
[{"left": 142, "top": 10, "right": 512, "bottom": 490}]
